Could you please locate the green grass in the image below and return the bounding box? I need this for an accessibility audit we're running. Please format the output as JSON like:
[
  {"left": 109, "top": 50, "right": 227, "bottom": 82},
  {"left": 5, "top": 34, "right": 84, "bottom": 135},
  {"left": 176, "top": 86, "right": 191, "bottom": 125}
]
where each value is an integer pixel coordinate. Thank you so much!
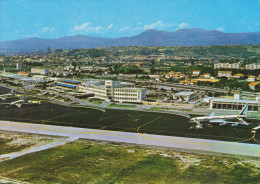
[
  {"left": 107, "top": 104, "right": 137, "bottom": 108},
  {"left": 149, "top": 107, "right": 165, "bottom": 110},
  {"left": 93, "top": 102, "right": 102, "bottom": 105},
  {"left": 0, "top": 140, "right": 259, "bottom": 184},
  {"left": 179, "top": 109, "right": 193, "bottom": 112},
  {"left": 0, "top": 138, "right": 32, "bottom": 155}
]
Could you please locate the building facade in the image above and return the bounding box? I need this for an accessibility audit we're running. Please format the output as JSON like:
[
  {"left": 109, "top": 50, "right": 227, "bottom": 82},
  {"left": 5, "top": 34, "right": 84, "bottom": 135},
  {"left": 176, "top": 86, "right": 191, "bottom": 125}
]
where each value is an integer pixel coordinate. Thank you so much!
[
  {"left": 218, "top": 71, "right": 232, "bottom": 77},
  {"left": 209, "top": 99, "right": 259, "bottom": 112},
  {"left": 245, "top": 63, "right": 260, "bottom": 70},
  {"left": 79, "top": 80, "right": 146, "bottom": 103},
  {"left": 31, "top": 68, "right": 50, "bottom": 75},
  {"left": 214, "top": 63, "right": 241, "bottom": 69}
]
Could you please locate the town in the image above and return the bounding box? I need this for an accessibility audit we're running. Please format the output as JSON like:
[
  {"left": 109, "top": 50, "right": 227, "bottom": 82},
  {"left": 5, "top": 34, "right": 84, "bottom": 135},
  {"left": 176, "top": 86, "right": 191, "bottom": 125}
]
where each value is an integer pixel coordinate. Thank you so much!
[{"left": 0, "top": 45, "right": 259, "bottom": 115}]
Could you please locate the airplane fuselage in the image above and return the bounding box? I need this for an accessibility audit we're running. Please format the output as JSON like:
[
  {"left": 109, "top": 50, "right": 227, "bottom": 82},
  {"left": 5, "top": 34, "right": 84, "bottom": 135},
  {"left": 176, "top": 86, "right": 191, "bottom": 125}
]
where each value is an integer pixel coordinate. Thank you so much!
[{"left": 191, "top": 115, "right": 247, "bottom": 122}]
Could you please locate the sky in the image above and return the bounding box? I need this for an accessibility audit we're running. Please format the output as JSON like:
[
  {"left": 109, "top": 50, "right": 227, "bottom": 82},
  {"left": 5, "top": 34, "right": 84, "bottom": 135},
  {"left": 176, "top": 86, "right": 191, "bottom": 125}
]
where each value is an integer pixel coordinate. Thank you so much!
[{"left": 0, "top": 0, "right": 259, "bottom": 42}]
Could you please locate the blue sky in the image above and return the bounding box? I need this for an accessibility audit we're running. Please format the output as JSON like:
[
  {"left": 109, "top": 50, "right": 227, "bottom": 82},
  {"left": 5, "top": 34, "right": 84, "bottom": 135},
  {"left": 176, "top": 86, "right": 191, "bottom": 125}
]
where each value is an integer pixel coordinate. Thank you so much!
[{"left": 0, "top": 0, "right": 259, "bottom": 41}]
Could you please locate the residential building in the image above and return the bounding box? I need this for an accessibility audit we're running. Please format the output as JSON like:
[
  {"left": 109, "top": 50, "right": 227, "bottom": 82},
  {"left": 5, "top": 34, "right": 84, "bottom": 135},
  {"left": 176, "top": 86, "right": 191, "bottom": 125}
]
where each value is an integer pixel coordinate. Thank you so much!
[
  {"left": 214, "top": 63, "right": 241, "bottom": 69},
  {"left": 234, "top": 73, "right": 244, "bottom": 79},
  {"left": 155, "top": 76, "right": 161, "bottom": 82},
  {"left": 248, "top": 75, "right": 256, "bottom": 82},
  {"left": 218, "top": 71, "right": 232, "bottom": 77},
  {"left": 248, "top": 82, "right": 259, "bottom": 90},
  {"left": 192, "top": 70, "right": 200, "bottom": 76},
  {"left": 245, "top": 63, "right": 260, "bottom": 70},
  {"left": 204, "top": 73, "right": 211, "bottom": 78}
]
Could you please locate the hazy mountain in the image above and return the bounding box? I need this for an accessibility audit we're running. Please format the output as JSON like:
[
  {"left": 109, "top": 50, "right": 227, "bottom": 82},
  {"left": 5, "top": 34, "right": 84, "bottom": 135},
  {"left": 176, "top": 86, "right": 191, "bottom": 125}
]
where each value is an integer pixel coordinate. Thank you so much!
[{"left": 1, "top": 28, "right": 260, "bottom": 53}]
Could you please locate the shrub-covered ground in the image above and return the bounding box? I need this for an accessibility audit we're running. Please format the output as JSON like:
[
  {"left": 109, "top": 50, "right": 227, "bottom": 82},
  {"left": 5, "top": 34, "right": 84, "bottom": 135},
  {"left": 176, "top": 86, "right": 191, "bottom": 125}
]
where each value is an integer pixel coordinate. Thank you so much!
[{"left": 1, "top": 139, "right": 259, "bottom": 184}]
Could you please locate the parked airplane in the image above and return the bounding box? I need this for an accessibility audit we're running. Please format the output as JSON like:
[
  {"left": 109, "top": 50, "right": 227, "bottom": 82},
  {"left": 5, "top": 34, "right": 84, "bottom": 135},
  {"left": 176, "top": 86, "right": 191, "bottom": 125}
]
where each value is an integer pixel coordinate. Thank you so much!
[{"left": 190, "top": 104, "right": 250, "bottom": 129}]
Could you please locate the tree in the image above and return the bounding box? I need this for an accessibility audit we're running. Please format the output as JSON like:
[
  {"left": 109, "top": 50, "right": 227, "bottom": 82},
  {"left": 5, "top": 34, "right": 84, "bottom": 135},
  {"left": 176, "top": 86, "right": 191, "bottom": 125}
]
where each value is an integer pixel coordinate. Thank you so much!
[
  {"left": 150, "top": 66, "right": 156, "bottom": 74},
  {"left": 47, "top": 47, "right": 51, "bottom": 54}
]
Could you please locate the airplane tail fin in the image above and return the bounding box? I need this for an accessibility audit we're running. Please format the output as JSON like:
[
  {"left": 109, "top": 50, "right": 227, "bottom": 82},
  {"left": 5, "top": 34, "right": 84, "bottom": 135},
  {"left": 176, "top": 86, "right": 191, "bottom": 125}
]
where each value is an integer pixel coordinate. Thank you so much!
[{"left": 239, "top": 104, "right": 248, "bottom": 115}]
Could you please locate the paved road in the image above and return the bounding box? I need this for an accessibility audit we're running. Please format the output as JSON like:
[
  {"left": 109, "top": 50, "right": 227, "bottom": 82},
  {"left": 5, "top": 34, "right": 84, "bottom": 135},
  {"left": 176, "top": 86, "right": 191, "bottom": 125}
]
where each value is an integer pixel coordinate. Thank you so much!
[{"left": 0, "top": 120, "right": 259, "bottom": 157}]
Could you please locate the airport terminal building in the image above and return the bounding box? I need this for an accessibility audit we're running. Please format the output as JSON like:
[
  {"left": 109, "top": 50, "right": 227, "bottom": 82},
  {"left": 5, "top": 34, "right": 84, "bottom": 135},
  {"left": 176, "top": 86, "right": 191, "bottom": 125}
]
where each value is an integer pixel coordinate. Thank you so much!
[
  {"left": 79, "top": 80, "right": 146, "bottom": 103},
  {"left": 209, "top": 98, "right": 260, "bottom": 112}
]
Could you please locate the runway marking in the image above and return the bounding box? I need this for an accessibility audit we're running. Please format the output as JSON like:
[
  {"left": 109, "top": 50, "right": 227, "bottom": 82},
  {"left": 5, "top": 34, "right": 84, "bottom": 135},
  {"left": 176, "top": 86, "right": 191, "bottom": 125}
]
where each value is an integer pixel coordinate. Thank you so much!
[
  {"left": 0, "top": 122, "right": 260, "bottom": 152},
  {"left": 41, "top": 110, "right": 81, "bottom": 130},
  {"left": 136, "top": 116, "right": 260, "bottom": 148}
]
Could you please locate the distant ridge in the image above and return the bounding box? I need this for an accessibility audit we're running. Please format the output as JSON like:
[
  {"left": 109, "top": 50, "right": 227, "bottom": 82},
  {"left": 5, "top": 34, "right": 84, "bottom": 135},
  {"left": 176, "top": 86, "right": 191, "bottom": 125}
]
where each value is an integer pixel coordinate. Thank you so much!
[{"left": 0, "top": 28, "right": 260, "bottom": 53}]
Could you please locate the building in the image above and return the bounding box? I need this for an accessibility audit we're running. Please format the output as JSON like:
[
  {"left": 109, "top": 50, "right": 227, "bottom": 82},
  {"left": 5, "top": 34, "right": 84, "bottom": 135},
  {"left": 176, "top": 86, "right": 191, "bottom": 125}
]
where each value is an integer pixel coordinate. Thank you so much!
[
  {"left": 16, "top": 63, "right": 22, "bottom": 71},
  {"left": 31, "top": 68, "right": 50, "bottom": 75},
  {"left": 248, "top": 82, "right": 259, "bottom": 90},
  {"left": 235, "top": 73, "right": 244, "bottom": 79},
  {"left": 248, "top": 75, "right": 256, "bottom": 82},
  {"left": 210, "top": 98, "right": 259, "bottom": 112},
  {"left": 245, "top": 63, "right": 260, "bottom": 70},
  {"left": 79, "top": 80, "right": 146, "bottom": 103},
  {"left": 203, "top": 73, "right": 211, "bottom": 78},
  {"left": 55, "top": 79, "right": 81, "bottom": 90},
  {"left": 180, "top": 80, "right": 198, "bottom": 85},
  {"left": 173, "top": 91, "right": 197, "bottom": 102},
  {"left": 257, "top": 75, "right": 260, "bottom": 81},
  {"left": 192, "top": 70, "right": 200, "bottom": 76},
  {"left": 218, "top": 71, "right": 232, "bottom": 77},
  {"left": 155, "top": 76, "right": 161, "bottom": 82},
  {"left": 214, "top": 63, "right": 241, "bottom": 69},
  {"left": 18, "top": 71, "right": 30, "bottom": 76}
]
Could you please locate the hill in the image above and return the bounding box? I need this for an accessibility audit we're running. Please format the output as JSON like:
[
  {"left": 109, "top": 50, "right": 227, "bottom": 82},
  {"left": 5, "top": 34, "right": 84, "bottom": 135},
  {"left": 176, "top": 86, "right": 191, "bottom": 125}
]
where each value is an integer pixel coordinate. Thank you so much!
[{"left": 0, "top": 28, "right": 260, "bottom": 53}]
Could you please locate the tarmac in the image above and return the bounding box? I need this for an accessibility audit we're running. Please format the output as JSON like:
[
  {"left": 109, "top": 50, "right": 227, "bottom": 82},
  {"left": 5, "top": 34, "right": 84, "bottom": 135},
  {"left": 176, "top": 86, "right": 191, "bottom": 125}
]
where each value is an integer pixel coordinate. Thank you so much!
[{"left": 0, "top": 120, "right": 259, "bottom": 157}]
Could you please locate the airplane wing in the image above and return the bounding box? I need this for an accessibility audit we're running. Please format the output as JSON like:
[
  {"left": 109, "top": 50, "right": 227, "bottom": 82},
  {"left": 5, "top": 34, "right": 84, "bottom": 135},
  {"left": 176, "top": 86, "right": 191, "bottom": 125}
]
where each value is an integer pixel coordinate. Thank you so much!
[
  {"left": 209, "top": 119, "right": 227, "bottom": 126},
  {"left": 210, "top": 112, "right": 216, "bottom": 117}
]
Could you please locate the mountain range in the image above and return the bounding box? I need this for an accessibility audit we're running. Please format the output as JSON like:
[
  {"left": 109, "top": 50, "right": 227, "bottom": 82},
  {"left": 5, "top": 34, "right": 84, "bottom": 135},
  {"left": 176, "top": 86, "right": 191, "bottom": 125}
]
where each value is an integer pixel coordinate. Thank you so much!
[{"left": 1, "top": 28, "right": 260, "bottom": 53}]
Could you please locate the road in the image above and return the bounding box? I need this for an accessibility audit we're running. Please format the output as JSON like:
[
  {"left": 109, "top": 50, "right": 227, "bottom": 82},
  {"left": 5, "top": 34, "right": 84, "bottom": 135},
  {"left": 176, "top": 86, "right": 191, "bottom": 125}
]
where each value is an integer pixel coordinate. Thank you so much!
[
  {"left": 0, "top": 120, "right": 260, "bottom": 157},
  {"left": 132, "top": 80, "right": 228, "bottom": 93}
]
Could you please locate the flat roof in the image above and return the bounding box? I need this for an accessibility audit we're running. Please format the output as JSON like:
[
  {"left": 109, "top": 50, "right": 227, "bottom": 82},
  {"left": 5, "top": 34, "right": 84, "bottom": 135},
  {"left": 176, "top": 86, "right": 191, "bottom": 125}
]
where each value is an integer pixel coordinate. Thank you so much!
[
  {"left": 60, "top": 79, "right": 81, "bottom": 84},
  {"left": 0, "top": 73, "right": 45, "bottom": 83},
  {"left": 175, "top": 91, "right": 195, "bottom": 96},
  {"left": 211, "top": 98, "right": 259, "bottom": 104}
]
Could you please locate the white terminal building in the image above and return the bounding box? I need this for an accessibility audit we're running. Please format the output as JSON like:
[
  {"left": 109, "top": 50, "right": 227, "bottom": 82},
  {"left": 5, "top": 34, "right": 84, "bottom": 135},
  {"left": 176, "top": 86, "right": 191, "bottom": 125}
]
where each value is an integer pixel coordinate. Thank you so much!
[
  {"left": 207, "top": 92, "right": 260, "bottom": 112},
  {"left": 79, "top": 80, "right": 146, "bottom": 103}
]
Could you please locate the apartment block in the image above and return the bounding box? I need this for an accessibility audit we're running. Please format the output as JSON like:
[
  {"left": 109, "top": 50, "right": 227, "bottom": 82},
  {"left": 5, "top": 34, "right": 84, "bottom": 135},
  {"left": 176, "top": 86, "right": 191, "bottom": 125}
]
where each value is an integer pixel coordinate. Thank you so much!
[{"left": 214, "top": 63, "right": 241, "bottom": 69}]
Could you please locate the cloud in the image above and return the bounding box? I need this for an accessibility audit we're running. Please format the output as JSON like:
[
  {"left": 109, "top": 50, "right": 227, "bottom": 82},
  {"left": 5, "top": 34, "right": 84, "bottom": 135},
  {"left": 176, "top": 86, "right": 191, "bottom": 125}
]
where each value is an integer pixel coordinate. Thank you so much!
[
  {"left": 42, "top": 27, "right": 54, "bottom": 33},
  {"left": 177, "top": 23, "right": 191, "bottom": 30},
  {"left": 74, "top": 22, "right": 113, "bottom": 33},
  {"left": 143, "top": 20, "right": 174, "bottom": 30},
  {"left": 74, "top": 23, "right": 90, "bottom": 31},
  {"left": 119, "top": 20, "right": 175, "bottom": 33},
  {"left": 106, "top": 24, "right": 113, "bottom": 30},
  {"left": 216, "top": 27, "right": 225, "bottom": 32},
  {"left": 119, "top": 26, "right": 132, "bottom": 32}
]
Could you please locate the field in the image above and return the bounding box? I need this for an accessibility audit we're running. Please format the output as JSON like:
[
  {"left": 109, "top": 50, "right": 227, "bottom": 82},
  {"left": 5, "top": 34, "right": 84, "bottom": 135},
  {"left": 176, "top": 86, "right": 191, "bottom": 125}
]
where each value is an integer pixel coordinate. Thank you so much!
[
  {"left": 0, "top": 138, "right": 259, "bottom": 184},
  {"left": 0, "top": 131, "right": 64, "bottom": 156},
  {"left": 0, "top": 98, "right": 259, "bottom": 144},
  {"left": 107, "top": 104, "right": 137, "bottom": 108}
]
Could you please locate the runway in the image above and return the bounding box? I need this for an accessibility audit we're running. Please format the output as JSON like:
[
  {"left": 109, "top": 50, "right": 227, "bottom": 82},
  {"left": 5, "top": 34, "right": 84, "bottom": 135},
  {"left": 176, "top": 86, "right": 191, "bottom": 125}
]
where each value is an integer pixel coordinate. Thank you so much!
[{"left": 0, "top": 120, "right": 259, "bottom": 157}]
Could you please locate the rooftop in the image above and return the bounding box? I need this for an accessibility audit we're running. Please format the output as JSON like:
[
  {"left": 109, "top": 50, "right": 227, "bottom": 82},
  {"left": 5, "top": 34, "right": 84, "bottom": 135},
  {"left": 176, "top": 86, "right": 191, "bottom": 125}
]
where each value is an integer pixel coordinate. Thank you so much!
[
  {"left": 175, "top": 91, "right": 195, "bottom": 96},
  {"left": 248, "top": 82, "right": 259, "bottom": 86},
  {"left": 211, "top": 98, "right": 259, "bottom": 104}
]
